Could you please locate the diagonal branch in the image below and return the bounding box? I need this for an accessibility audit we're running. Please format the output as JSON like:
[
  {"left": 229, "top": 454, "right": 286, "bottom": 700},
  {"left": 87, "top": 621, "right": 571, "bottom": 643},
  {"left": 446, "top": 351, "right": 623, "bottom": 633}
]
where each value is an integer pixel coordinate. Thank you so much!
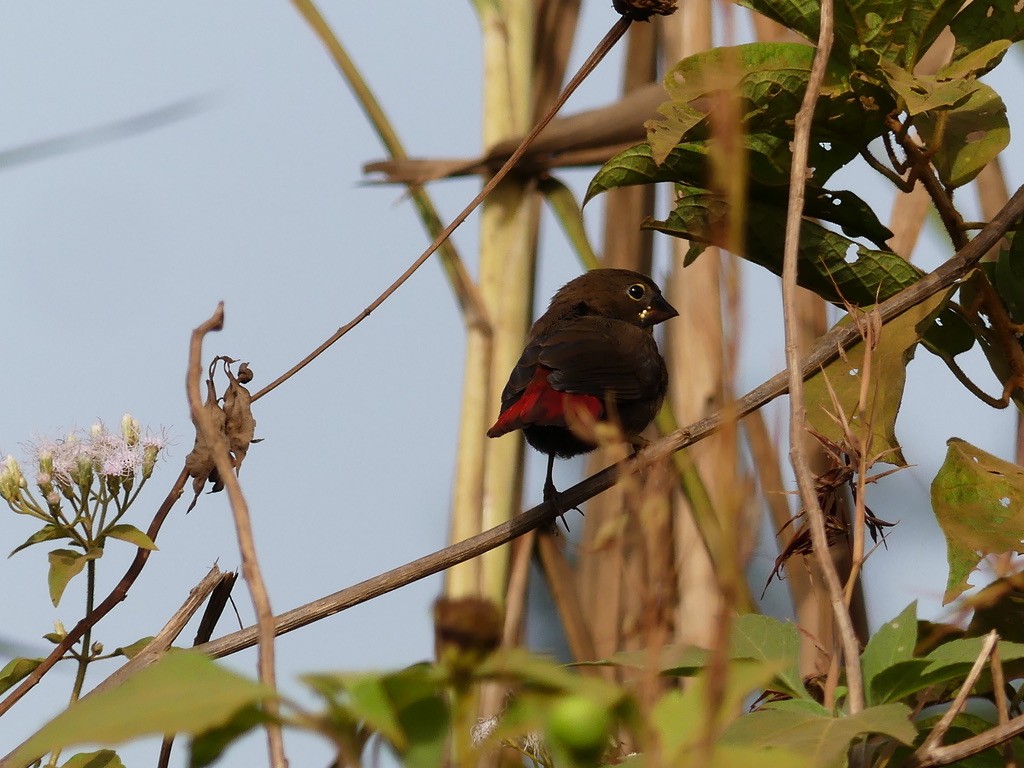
[{"left": 250, "top": 14, "right": 635, "bottom": 403}]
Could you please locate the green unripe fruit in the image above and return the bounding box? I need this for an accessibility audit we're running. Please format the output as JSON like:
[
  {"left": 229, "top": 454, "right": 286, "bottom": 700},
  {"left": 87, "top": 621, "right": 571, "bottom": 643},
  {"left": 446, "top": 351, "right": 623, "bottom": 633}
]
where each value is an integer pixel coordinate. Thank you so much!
[{"left": 548, "top": 695, "right": 612, "bottom": 759}]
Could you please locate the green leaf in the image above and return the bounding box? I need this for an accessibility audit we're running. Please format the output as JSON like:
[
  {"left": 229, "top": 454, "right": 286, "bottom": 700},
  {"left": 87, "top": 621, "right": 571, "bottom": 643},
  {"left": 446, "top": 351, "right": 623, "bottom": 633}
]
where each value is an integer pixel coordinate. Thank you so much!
[
  {"left": 706, "top": 744, "right": 812, "bottom": 768},
  {"left": 915, "top": 83, "right": 1009, "bottom": 188},
  {"left": 734, "top": 0, "right": 820, "bottom": 42},
  {"left": 952, "top": 0, "right": 1024, "bottom": 68},
  {"left": 0, "top": 657, "right": 43, "bottom": 695},
  {"left": 804, "top": 288, "right": 953, "bottom": 466},
  {"left": 648, "top": 185, "right": 923, "bottom": 307},
  {"left": 47, "top": 548, "right": 102, "bottom": 607},
  {"left": 873, "top": 58, "right": 979, "bottom": 116},
  {"left": 103, "top": 523, "right": 158, "bottom": 551},
  {"left": 723, "top": 703, "right": 917, "bottom": 768},
  {"left": 931, "top": 439, "right": 1024, "bottom": 603},
  {"left": 925, "top": 636, "right": 1024, "bottom": 670},
  {"left": 861, "top": 603, "right": 918, "bottom": 705},
  {"left": 992, "top": 231, "right": 1024, "bottom": 322},
  {"left": 60, "top": 751, "right": 125, "bottom": 768},
  {"left": 10, "top": 524, "right": 72, "bottom": 557},
  {"left": 303, "top": 664, "right": 449, "bottom": 765},
  {"left": 8, "top": 653, "right": 271, "bottom": 768},
  {"left": 647, "top": 43, "right": 890, "bottom": 167},
  {"left": 967, "top": 579, "right": 1024, "bottom": 643},
  {"left": 588, "top": 143, "right": 892, "bottom": 247},
  {"left": 868, "top": 659, "right": 935, "bottom": 704},
  {"left": 841, "top": 0, "right": 962, "bottom": 68},
  {"left": 114, "top": 637, "right": 155, "bottom": 660},
  {"left": 653, "top": 660, "right": 785, "bottom": 761},
  {"left": 729, "top": 615, "right": 808, "bottom": 700},
  {"left": 189, "top": 704, "right": 268, "bottom": 768}
]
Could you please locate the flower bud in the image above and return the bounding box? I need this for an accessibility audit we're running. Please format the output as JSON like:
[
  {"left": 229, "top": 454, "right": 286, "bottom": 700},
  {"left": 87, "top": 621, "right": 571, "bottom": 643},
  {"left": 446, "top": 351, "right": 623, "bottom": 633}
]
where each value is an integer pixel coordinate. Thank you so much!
[
  {"left": 90, "top": 641, "right": 104, "bottom": 656},
  {"left": 142, "top": 444, "right": 159, "bottom": 479},
  {"left": 38, "top": 450, "right": 53, "bottom": 477},
  {"left": 121, "top": 414, "right": 140, "bottom": 446},
  {"left": 0, "top": 455, "right": 25, "bottom": 502}
]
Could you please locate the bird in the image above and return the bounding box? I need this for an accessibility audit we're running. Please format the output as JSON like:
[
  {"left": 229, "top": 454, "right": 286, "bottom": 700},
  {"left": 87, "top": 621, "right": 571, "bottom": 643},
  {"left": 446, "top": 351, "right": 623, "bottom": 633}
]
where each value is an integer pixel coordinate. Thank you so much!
[{"left": 487, "top": 268, "right": 678, "bottom": 514}]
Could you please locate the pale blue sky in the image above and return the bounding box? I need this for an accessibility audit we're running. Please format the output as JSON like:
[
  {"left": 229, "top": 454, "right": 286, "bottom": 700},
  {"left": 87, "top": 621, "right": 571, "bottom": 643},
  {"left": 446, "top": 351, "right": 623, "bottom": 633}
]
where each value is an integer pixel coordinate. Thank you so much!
[{"left": 1, "top": 3, "right": 1022, "bottom": 766}]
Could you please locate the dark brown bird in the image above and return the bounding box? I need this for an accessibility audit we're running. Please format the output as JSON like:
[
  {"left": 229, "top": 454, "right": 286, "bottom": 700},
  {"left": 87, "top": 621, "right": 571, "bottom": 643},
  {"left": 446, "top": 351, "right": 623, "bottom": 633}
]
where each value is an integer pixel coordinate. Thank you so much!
[{"left": 487, "top": 268, "right": 678, "bottom": 508}]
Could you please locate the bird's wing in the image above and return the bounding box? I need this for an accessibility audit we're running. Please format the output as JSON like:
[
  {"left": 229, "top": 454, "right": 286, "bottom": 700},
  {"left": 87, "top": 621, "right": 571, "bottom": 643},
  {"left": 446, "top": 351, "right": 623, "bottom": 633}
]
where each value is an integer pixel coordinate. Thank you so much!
[{"left": 532, "top": 317, "right": 661, "bottom": 401}]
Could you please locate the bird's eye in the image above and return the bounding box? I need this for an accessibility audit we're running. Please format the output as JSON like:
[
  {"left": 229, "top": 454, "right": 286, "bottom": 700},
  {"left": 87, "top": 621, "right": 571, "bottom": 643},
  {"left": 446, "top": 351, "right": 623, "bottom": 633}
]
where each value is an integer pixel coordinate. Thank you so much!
[{"left": 627, "top": 283, "right": 646, "bottom": 300}]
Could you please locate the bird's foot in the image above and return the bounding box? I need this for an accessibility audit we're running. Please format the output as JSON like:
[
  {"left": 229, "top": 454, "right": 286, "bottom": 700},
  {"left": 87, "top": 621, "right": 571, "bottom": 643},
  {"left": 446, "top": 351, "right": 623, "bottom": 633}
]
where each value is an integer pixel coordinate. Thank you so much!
[{"left": 542, "top": 478, "right": 583, "bottom": 533}]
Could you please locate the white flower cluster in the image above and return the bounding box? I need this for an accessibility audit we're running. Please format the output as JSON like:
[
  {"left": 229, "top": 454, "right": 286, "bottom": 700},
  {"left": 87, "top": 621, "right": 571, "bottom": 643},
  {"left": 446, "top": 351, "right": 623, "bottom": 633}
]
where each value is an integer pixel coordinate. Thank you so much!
[{"left": 0, "top": 414, "right": 166, "bottom": 506}]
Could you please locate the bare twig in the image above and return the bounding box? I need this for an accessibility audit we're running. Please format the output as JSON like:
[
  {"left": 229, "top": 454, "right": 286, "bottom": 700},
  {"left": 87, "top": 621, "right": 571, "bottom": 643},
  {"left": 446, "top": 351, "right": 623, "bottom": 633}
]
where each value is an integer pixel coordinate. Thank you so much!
[
  {"left": 0, "top": 466, "right": 189, "bottom": 717},
  {"left": 251, "top": 15, "right": 634, "bottom": 403},
  {"left": 910, "top": 631, "right": 999, "bottom": 766},
  {"left": 186, "top": 304, "right": 287, "bottom": 768},
  {"left": 157, "top": 185, "right": 1024, "bottom": 665},
  {"left": 779, "top": 0, "right": 864, "bottom": 714}
]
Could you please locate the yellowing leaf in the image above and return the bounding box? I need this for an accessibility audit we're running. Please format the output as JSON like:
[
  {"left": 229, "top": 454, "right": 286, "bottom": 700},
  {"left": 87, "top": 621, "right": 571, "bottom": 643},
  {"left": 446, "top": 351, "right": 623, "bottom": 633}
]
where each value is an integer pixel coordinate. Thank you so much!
[
  {"left": 805, "top": 289, "right": 953, "bottom": 466},
  {"left": 931, "top": 439, "right": 1024, "bottom": 603},
  {"left": 47, "top": 548, "right": 103, "bottom": 607}
]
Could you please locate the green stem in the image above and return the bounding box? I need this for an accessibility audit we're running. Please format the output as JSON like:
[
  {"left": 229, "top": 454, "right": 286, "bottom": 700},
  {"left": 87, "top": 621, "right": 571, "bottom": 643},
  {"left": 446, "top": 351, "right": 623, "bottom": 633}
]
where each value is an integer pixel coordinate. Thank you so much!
[{"left": 47, "top": 558, "right": 97, "bottom": 768}]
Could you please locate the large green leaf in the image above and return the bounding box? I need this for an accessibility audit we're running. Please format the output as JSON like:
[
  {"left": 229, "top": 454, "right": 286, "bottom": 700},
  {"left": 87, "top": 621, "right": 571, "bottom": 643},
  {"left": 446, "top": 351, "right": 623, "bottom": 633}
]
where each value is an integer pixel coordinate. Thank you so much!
[
  {"left": 915, "top": 82, "right": 1009, "bottom": 188},
  {"left": 951, "top": 0, "right": 1024, "bottom": 69},
  {"left": 588, "top": 143, "right": 892, "bottom": 246},
  {"left": 652, "top": 660, "right": 786, "bottom": 762},
  {"left": 723, "top": 703, "right": 916, "bottom": 768},
  {"left": 861, "top": 603, "right": 918, "bottom": 706},
  {"left": 729, "top": 615, "right": 808, "bottom": 700},
  {"left": 932, "top": 439, "right": 1024, "bottom": 603},
  {"left": 738, "top": 0, "right": 961, "bottom": 68},
  {"left": 190, "top": 704, "right": 269, "bottom": 768},
  {"left": 648, "top": 185, "right": 922, "bottom": 306},
  {"left": 647, "top": 43, "right": 890, "bottom": 168},
  {"left": 804, "top": 288, "right": 953, "bottom": 466},
  {"left": 8, "top": 653, "right": 271, "bottom": 768},
  {"left": 838, "top": 0, "right": 961, "bottom": 68},
  {"left": 303, "top": 664, "right": 449, "bottom": 768}
]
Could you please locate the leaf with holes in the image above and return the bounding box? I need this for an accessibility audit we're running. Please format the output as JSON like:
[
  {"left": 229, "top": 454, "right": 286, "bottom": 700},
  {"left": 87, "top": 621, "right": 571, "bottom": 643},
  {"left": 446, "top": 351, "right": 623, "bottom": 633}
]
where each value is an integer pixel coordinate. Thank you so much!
[
  {"left": 804, "top": 288, "right": 953, "bottom": 466},
  {"left": 951, "top": 0, "right": 1024, "bottom": 71},
  {"left": 915, "top": 82, "right": 1009, "bottom": 188},
  {"left": 861, "top": 603, "right": 919, "bottom": 706},
  {"left": 588, "top": 143, "right": 892, "bottom": 247},
  {"left": 647, "top": 43, "right": 890, "bottom": 167},
  {"left": 931, "top": 439, "right": 1024, "bottom": 603},
  {"left": 647, "top": 185, "right": 922, "bottom": 306}
]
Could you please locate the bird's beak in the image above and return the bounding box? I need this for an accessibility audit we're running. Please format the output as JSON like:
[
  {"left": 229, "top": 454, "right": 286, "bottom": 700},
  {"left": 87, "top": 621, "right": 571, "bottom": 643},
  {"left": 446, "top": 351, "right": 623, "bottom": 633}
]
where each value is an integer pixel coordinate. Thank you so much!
[{"left": 641, "top": 294, "right": 679, "bottom": 327}]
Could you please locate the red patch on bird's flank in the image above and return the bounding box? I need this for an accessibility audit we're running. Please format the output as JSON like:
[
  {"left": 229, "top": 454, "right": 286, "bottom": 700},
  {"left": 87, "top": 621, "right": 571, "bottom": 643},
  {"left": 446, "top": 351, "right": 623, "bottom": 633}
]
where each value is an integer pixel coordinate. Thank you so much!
[{"left": 487, "top": 366, "right": 602, "bottom": 438}]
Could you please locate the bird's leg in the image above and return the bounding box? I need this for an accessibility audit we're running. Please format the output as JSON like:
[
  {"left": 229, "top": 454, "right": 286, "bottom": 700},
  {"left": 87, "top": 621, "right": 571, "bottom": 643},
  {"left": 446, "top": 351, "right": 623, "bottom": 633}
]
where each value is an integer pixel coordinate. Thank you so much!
[{"left": 542, "top": 453, "right": 582, "bottom": 532}]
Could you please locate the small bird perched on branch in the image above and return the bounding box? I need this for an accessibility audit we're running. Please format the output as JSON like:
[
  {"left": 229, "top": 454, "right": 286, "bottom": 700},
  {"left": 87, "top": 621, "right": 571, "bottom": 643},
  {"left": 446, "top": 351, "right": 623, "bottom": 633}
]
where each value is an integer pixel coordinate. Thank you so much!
[{"left": 487, "top": 268, "right": 678, "bottom": 512}]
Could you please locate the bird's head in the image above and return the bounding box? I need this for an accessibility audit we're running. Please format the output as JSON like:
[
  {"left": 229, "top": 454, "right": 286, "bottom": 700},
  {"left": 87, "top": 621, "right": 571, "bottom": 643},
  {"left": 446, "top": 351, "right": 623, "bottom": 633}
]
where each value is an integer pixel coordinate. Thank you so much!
[{"left": 551, "top": 268, "right": 679, "bottom": 329}]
